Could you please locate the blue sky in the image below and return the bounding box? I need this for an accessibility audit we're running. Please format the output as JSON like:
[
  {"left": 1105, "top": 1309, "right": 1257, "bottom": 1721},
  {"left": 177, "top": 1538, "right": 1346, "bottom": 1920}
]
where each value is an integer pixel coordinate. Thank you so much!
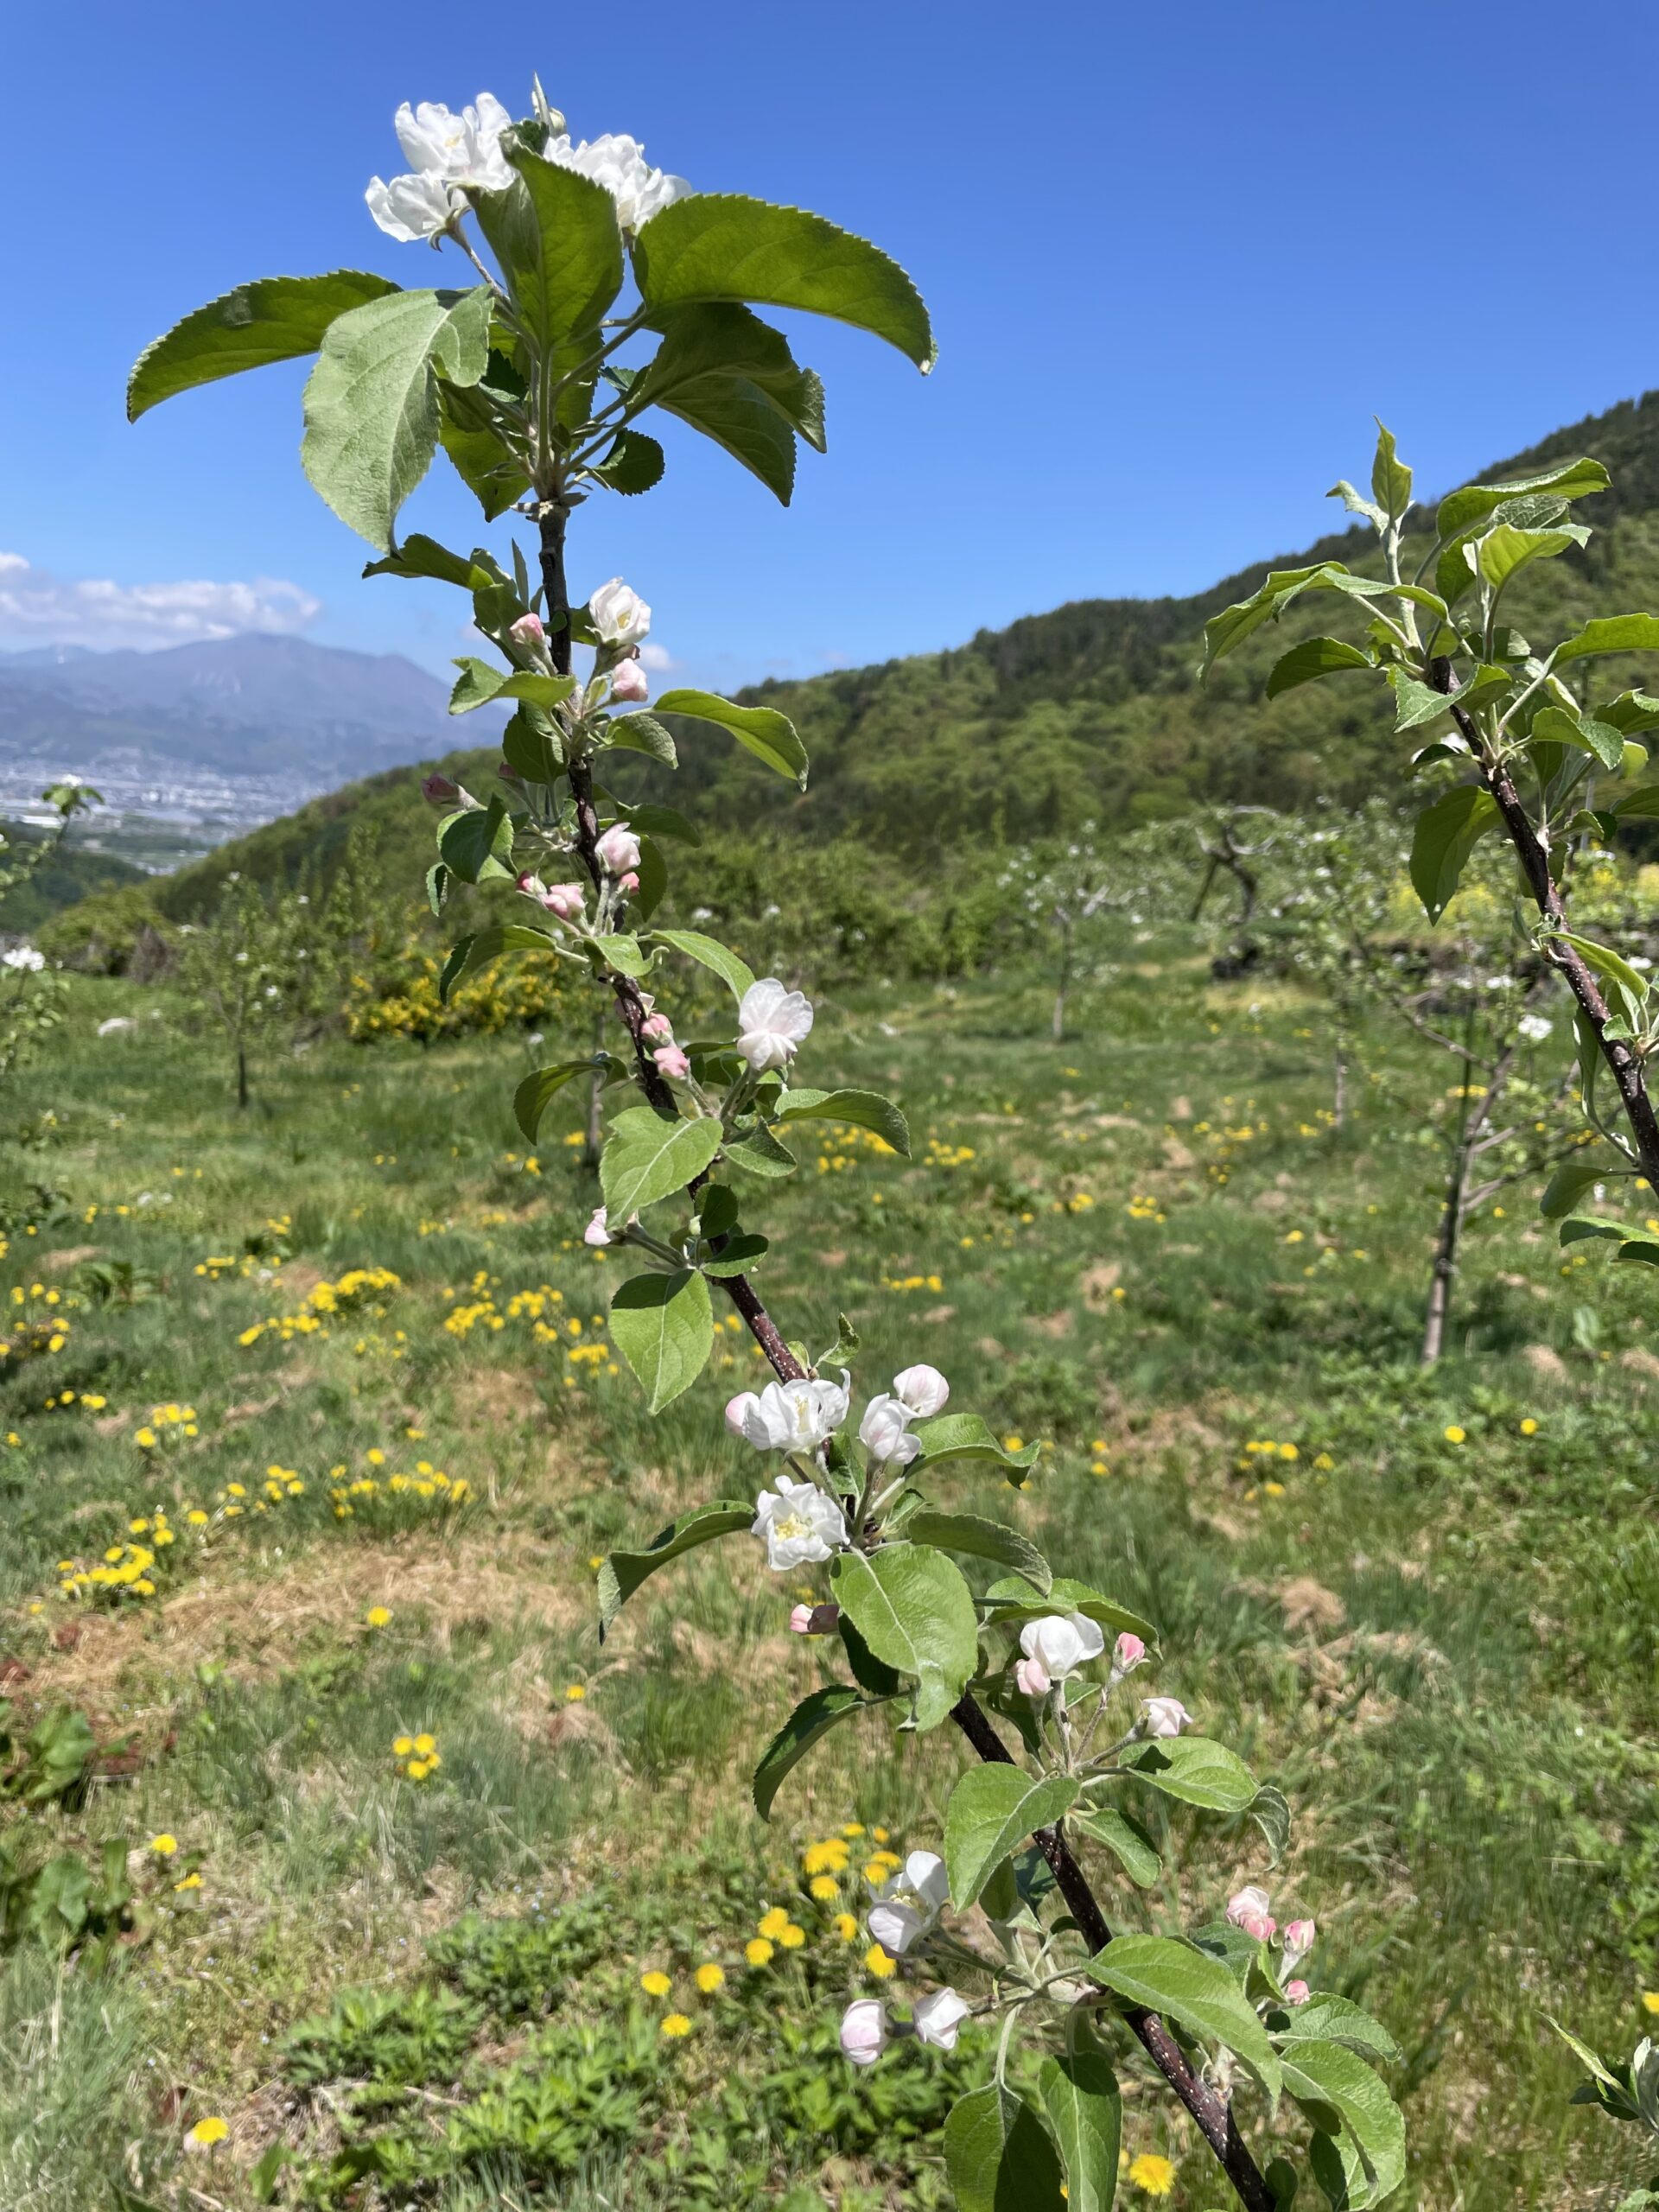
[{"left": 4, "top": 0, "right": 1658, "bottom": 687}]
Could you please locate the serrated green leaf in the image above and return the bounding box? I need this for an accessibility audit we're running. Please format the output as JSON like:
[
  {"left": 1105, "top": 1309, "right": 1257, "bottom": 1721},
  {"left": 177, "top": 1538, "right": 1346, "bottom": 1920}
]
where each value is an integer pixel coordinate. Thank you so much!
[
  {"left": 609, "top": 1268, "right": 713, "bottom": 1411},
  {"left": 501, "top": 705, "right": 564, "bottom": 783},
  {"left": 1477, "top": 522, "right": 1587, "bottom": 593},
  {"left": 1532, "top": 704, "right": 1626, "bottom": 771},
  {"left": 774, "top": 1085, "right": 910, "bottom": 1155},
  {"left": 302, "top": 287, "right": 493, "bottom": 551},
  {"left": 701, "top": 1231, "right": 769, "bottom": 1277},
  {"left": 653, "top": 688, "right": 809, "bottom": 785},
  {"left": 438, "top": 922, "right": 558, "bottom": 1001},
  {"left": 944, "top": 2084, "right": 1065, "bottom": 2212},
  {"left": 448, "top": 658, "right": 578, "bottom": 715},
  {"left": 1039, "top": 2040, "right": 1121, "bottom": 2212},
  {"left": 1409, "top": 784, "right": 1500, "bottom": 922},
  {"left": 658, "top": 373, "right": 799, "bottom": 502},
  {"left": 1087, "top": 1934, "right": 1281, "bottom": 2100},
  {"left": 513, "top": 1061, "right": 599, "bottom": 1143},
  {"left": 363, "top": 531, "right": 496, "bottom": 589},
  {"left": 1370, "top": 422, "right": 1413, "bottom": 520},
  {"left": 945, "top": 1764, "right": 1079, "bottom": 1910},
  {"left": 1435, "top": 456, "right": 1609, "bottom": 539},
  {"left": 1118, "top": 1734, "right": 1258, "bottom": 1812},
  {"left": 1071, "top": 1804, "right": 1161, "bottom": 1888},
  {"left": 127, "top": 270, "right": 400, "bottom": 419},
  {"left": 1281, "top": 2041, "right": 1405, "bottom": 2204},
  {"left": 905, "top": 1510, "right": 1050, "bottom": 1594},
  {"left": 753, "top": 1684, "right": 868, "bottom": 1820},
  {"left": 652, "top": 927, "right": 756, "bottom": 1002},
  {"left": 590, "top": 428, "right": 665, "bottom": 495},
  {"left": 1249, "top": 1783, "right": 1292, "bottom": 1867},
  {"left": 830, "top": 1543, "right": 978, "bottom": 1731},
  {"left": 601, "top": 1105, "right": 723, "bottom": 1219},
  {"left": 591, "top": 931, "right": 652, "bottom": 979},
  {"left": 474, "top": 151, "right": 623, "bottom": 353},
  {"left": 724, "top": 1121, "right": 799, "bottom": 1178},
  {"left": 1278, "top": 1996, "right": 1402, "bottom": 2067},
  {"left": 597, "top": 1501, "right": 753, "bottom": 1634},
  {"left": 632, "top": 194, "right": 934, "bottom": 369},
  {"left": 606, "top": 711, "right": 678, "bottom": 766},
  {"left": 438, "top": 793, "right": 515, "bottom": 883},
  {"left": 1264, "top": 636, "right": 1376, "bottom": 701},
  {"left": 1540, "top": 1158, "right": 1608, "bottom": 1219},
  {"left": 910, "top": 1412, "right": 1042, "bottom": 1478}
]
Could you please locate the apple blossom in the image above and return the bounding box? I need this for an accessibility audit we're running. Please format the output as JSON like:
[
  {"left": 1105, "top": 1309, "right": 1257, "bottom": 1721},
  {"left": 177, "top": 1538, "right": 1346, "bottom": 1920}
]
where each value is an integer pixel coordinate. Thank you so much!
[
  {"left": 1014, "top": 1655, "right": 1052, "bottom": 1696},
  {"left": 1112, "top": 1631, "right": 1147, "bottom": 1675},
  {"left": 3, "top": 947, "right": 45, "bottom": 974},
  {"left": 1281, "top": 1918, "right": 1316, "bottom": 1966},
  {"left": 1517, "top": 1013, "right": 1554, "bottom": 1044},
  {"left": 395, "top": 92, "right": 515, "bottom": 187},
  {"left": 750, "top": 1475, "right": 849, "bottom": 1570},
  {"left": 859, "top": 1392, "right": 922, "bottom": 1466},
  {"left": 1140, "top": 1694, "right": 1194, "bottom": 1738},
  {"left": 839, "top": 1998, "right": 887, "bottom": 2068},
  {"left": 508, "top": 611, "right": 550, "bottom": 661},
  {"left": 542, "top": 882, "right": 586, "bottom": 922},
  {"left": 1284, "top": 1980, "right": 1311, "bottom": 2005},
  {"left": 893, "top": 1363, "right": 950, "bottom": 1418},
  {"left": 610, "top": 658, "right": 650, "bottom": 702},
  {"left": 619, "top": 870, "right": 640, "bottom": 894},
  {"left": 728, "top": 1374, "right": 850, "bottom": 1453},
  {"left": 735, "top": 977, "right": 814, "bottom": 1071},
  {"left": 653, "top": 1044, "right": 690, "bottom": 1079},
  {"left": 868, "top": 1899, "right": 924, "bottom": 1955},
  {"left": 1019, "top": 1613, "right": 1106, "bottom": 1687},
  {"left": 595, "top": 824, "right": 642, "bottom": 875},
  {"left": 583, "top": 1206, "right": 611, "bottom": 1248},
  {"left": 788, "top": 1603, "right": 815, "bottom": 1636},
  {"left": 640, "top": 1012, "right": 674, "bottom": 1041},
  {"left": 588, "top": 578, "right": 651, "bottom": 646},
  {"left": 541, "top": 130, "right": 688, "bottom": 232},
  {"left": 1227, "top": 1885, "right": 1276, "bottom": 1942},
  {"left": 912, "top": 1986, "right": 970, "bottom": 2052},
  {"left": 365, "top": 169, "right": 461, "bottom": 243},
  {"left": 897, "top": 1851, "right": 950, "bottom": 1916}
]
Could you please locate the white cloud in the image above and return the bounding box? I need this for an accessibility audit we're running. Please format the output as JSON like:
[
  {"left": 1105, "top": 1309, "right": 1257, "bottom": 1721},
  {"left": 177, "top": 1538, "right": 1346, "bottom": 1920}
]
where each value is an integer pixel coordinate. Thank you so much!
[
  {"left": 0, "top": 554, "right": 321, "bottom": 652},
  {"left": 639, "top": 640, "right": 680, "bottom": 671}
]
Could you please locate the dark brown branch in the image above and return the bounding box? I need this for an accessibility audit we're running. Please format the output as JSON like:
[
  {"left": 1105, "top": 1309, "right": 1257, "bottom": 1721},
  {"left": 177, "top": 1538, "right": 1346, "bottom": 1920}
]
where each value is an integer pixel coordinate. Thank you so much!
[
  {"left": 950, "top": 1695, "right": 1275, "bottom": 2210},
  {"left": 536, "top": 505, "right": 1269, "bottom": 2210}
]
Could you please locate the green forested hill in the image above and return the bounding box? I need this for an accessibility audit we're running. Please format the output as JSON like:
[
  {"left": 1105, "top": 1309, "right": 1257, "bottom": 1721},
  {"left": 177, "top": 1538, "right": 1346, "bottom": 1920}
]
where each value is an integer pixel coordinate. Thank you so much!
[{"left": 54, "top": 388, "right": 1659, "bottom": 934}]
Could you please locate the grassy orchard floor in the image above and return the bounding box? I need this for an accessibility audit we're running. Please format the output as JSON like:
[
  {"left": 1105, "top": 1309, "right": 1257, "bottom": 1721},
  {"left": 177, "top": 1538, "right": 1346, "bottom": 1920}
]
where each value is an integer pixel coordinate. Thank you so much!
[{"left": 1, "top": 947, "right": 1656, "bottom": 2210}]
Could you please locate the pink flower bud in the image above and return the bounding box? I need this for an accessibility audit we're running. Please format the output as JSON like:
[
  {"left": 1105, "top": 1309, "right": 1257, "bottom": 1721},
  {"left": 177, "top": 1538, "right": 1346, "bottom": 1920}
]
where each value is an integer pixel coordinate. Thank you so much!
[
  {"left": 541, "top": 882, "right": 586, "bottom": 922},
  {"left": 1284, "top": 1980, "right": 1311, "bottom": 2005},
  {"left": 1281, "top": 1918, "right": 1316, "bottom": 1963},
  {"left": 423, "top": 772, "right": 470, "bottom": 808},
  {"left": 640, "top": 1013, "right": 674, "bottom": 1041},
  {"left": 1114, "top": 1632, "right": 1147, "bottom": 1672},
  {"left": 595, "top": 824, "right": 641, "bottom": 875},
  {"left": 508, "top": 612, "right": 546, "bottom": 645},
  {"left": 653, "top": 1045, "right": 690, "bottom": 1079},
  {"left": 516, "top": 871, "right": 547, "bottom": 900},
  {"left": 583, "top": 1207, "right": 611, "bottom": 1248},
  {"left": 725, "top": 1392, "right": 760, "bottom": 1439},
  {"left": 1014, "top": 1655, "right": 1051, "bottom": 1697},
  {"left": 789, "top": 1603, "right": 815, "bottom": 1635},
  {"left": 610, "top": 657, "right": 649, "bottom": 703},
  {"left": 1227, "top": 1886, "right": 1276, "bottom": 1943},
  {"left": 619, "top": 870, "right": 640, "bottom": 895},
  {"left": 1139, "top": 1695, "right": 1192, "bottom": 1739},
  {"left": 839, "top": 1998, "right": 887, "bottom": 2067}
]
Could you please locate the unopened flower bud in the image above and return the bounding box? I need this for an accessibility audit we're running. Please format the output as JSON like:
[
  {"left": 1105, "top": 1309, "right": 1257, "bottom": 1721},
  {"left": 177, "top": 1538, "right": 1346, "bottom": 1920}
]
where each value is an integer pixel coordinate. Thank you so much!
[
  {"left": 1014, "top": 1655, "right": 1051, "bottom": 1697},
  {"left": 1139, "top": 1695, "right": 1193, "bottom": 1739},
  {"left": 789, "top": 1603, "right": 815, "bottom": 1635},
  {"left": 839, "top": 1998, "right": 887, "bottom": 2067},
  {"left": 517, "top": 870, "right": 547, "bottom": 900},
  {"left": 542, "top": 882, "right": 586, "bottom": 922},
  {"left": 1284, "top": 1979, "right": 1311, "bottom": 2005},
  {"left": 423, "top": 772, "right": 473, "bottom": 808},
  {"left": 893, "top": 1363, "right": 950, "bottom": 1418},
  {"left": 611, "top": 657, "right": 649, "bottom": 703},
  {"left": 1281, "top": 1918, "right": 1316, "bottom": 1965},
  {"left": 640, "top": 1012, "right": 674, "bottom": 1041},
  {"left": 595, "top": 824, "right": 642, "bottom": 875},
  {"left": 509, "top": 612, "right": 546, "bottom": 645},
  {"left": 912, "top": 1986, "right": 970, "bottom": 2051},
  {"left": 619, "top": 870, "right": 640, "bottom": 894},
  {"left": 653, "top": 1044, "right": 690, "bottom": 1079},
  {"left": 583, "top": 1207, "right": 611, "bottom": 1248}
]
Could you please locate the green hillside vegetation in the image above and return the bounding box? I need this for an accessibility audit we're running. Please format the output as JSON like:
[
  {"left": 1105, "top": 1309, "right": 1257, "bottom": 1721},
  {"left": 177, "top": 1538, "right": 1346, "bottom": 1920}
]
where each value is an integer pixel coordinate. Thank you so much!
[
  {"left": 42, "top": 388, "right": 1659, "bottom": 964},
  {"left": 0, "top": 817, "right": 148, "bottom": 932}
]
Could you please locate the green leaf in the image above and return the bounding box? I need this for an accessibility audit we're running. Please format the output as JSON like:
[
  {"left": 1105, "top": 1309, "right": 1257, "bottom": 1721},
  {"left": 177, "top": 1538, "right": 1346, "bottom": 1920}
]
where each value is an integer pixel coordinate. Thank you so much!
[
  {"left": 982, "top": 1576, "right": 1156, "bottom": 1646},
  {"left": 830, "top": 1543, "right": 979, "bottom": 1731},
  {"left": 1408, "top": 784, "right": 1500, "bottom": 922},
  {"left": 1370, "top": 422, "right": 1413, "bottom": 521},
  {"left": 1264, "top": 636, "right": 1376, "bottom": 701},
  {"left": 945, "top": 1764, "right": 1080, "bottom": 1910},
  {"left": 448, "top": 658, "right": 578, "bottom": 715},
  {"left": 625, "top": 802, "right": 701, "bottom": 845},
  {"left": 127, "top": 270, "right": 399, "bottom": 419},
  {"left": 606, "top": 711, "right": 678, "bottom": 766},
  {"left": 1281, "top": 2042, "right": 1405, "bottom": 2205},
  {"left": 753, "top": 1685, "right": 868, "bottom": 1819},
  {"left": 501, "top": 706, "right": 564, "bottom": 783},
  {"left": 439, "top": 794, "right": 515, "bottom": 883},
  {"left": 1200, "top": 564, "right": 1350, "bottom": 675},
  {"left": 1277, "top": 1997, "right": 1402, "bottom": 2068},
  {"left": 1390, "top": 671, "right": 1457, "bottom": 733},
  {"left": 439, "top": 922, "right": 558, "bottom": 1000},
  {"left": 1540, "top": 1157, "right": 1608, "bottom": 1220},
  {"left": 474, "top": 152, "right": 624, "bottom": 353},
  {"left": 513, "top": 1061, "right": 601, "bottom": 1143},
  {"left": 601, "top": 1105, "right": 724, "bottom": 1219},
  {"left": 439, "top": 379, "right": 531, "bottom": 518},
  {"left": 1071, "top": 1804, "right": 1161, "bottom": 1888},
  {"left": 1436, "top": 456, "right": 1610, "bottom": 539},
  {"left": 1557, "top": 928, "right": 1652, "bottom": 1019},
  {"left": 591, "top": 931, "right": 652, "bottom": 979},
  {"left": 774, "top": 1085, "right": 910, "bottom": 1155},
  {"left": 652, "top": 927, "right": 756, "bottom": 1003},
  {"left": 724, "top": 1121, "right": 799, "bottom": 1178},
  {"left": 1088, "top": 1934, "right": 1282, "bottom": 2100},
  {"left": 1118, "top": 1735, "right": 1258, "bottom": 1812},
  {"left": 1532, "top": 704, "right": 1626, "bottom": 771},
  {"left": 944, "top": 2084, "right": 1066, "bottom": 2212},
  {"left": 653, "top": 688, "right": 809, "bottom": 786},
  {"left": 362, "top": 531, "right": 496, "bottom": 588},
  {"left": 609, "top": 1268, "right": 714, "bottom": 1411},
  {"left": 910, "top": 1412, "right": 1042, "bottom": 1479},
  {"left": 590, "top": 428, "right": 666, "bottom": 495},
  {"left": 1613, "top": 781, "right": 1659, "bottom": 818},
  {"left": 632, "top": 301, "right": 813, "bottom": 407},
  {"left": 905, "top": 1509, "right": 1051, "bottom": 1594},
  {"left": 1249, "top": 1783, "right": 1293, "bottom": 1866},
  {"left": 701, "top": 1231, "right": 770, "bottom": 1277},
  {"left": 632, "top": 194, "right": 935, "bottom": 370},
  {"left": 1553, "top": 613, "right": 1659, "bottom": 667},
  {"left": 1477, "top": 522, "right": 1587, "bottom": 593},
  {"left": 655, "top": 373, "right": 799, "bottom": 503},
  {"left": 1039, "top": 2040, "right": 1122, "bottom": 2212},
  {"left": 302, "top": 287, "right": 493, "bottom": 550},
  {"left": 597, "top": 1501, "right": 753, "bottom": 1633}
]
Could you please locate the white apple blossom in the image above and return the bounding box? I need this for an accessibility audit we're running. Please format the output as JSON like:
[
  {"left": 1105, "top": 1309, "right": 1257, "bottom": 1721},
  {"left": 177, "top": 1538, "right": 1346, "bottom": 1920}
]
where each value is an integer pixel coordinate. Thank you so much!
[
  {"left": 897, "top": 1850, "right": 950, "bottom": 1916},
  {"left": 1517, "top": 1014, "right": 1554, "bottom": 1043},
  {"left": 893, "top": 1363, "right": 950, "bottom": 1418},
  {"left": 541, "top": 130, "right": 689, "bottom": 232},
  {"left": 839, "top": 1998, "right": 887, "bottom": 2067},
  {"left": 583, "top": 1206, "right": 611, "bottom": 1247},
  {"left": 859, "top": 1393, "right": 922, "bottom": 1466},
  {"left": 365, "top": 169, "right": 462, "bottom": 242},
  {"left": 735, "top": 978, "right": 814, "bottom": 1071},
  {"left": 727, "top": 1373, "right": 849, "bottom": 1453},
  {"left": 395, "top": 93, "right": 515, "bottom": 188},
  {"left": 1016, "top": 1612, "right": 1105, "bottom": 1694},
  {"left": 750, "top": 1475, "right": 849, "bottom": 1570},
  {"left": 588, "top": 578, "right": 651, "bottom": 646},
  {"left": 868, "top": 1899, "right": 924, "bottom": 1955},
  {"left": 912, "top": 1986, "right": 970, "bottom": 2051},
  {"left": 1140, "top": 1694, "right": 1194, "bottom": 1738},
  {"left": 3, "top": 946, "right": 45, "bottom": 973}
]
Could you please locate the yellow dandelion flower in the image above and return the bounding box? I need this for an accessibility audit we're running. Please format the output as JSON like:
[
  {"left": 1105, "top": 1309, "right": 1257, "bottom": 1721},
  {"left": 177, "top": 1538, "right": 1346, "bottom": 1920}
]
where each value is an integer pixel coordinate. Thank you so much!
[
  {"left": 833, "top": 1912, "right": 858, "bottom": 1942},
  {"left": 640, "top": 1969, "right": 672, "bottom": 1998},
  {"left": 779, "top": 1923, "right": 806, "bottom": 1948},
  {"left": 413, "top": 1733, "right": 436, "bottom": 1756},
  {"left": 695, "top": 1962, "right": 725, "bottom": 1993},
  {"left": 660, "top": 2012, "right": 692, "bottom": 2037},
  {"left": 745, "top": 1936, "right": 774, "bottom": 1967},
  {"left": 1643, "top": 1992, "right": 1659, "bottom": 2016},
  {"left": 149, "top": 1833, "right": 179, "bottom": 1856},
  {"left": 1520, "top": 1418, "right": 1539, "bottom": 1436},
  {"left": 392, "top": 1735, "right": 414, "bottom": 1758},
  {"left": 810, "top": 1874, "right": 840, "bottom": 1901},
  {"left": 564, "top": 1684, "right": 587, "bottom": 1702},
  {"left": 186, "top": 1508, "right": 208, "bottom": 1526},
  {"left": 865, "top": 1942, "right": 898, "bottom": 1979},
  {"left": 365, "top": 1605, "right": 391, "bottom": 1629},
  {"left": 174, "top": 1872, "right": 203, "bottom": 1891},
  {"left": 1128, "top": 2153, "right": 1176, "bottom": 2196},
  {"left": 757, "top": 1906, "right": 791, "bottom": 1940},
  {"left": 405, "top": 1759, "right": 431, "bottom": 1781},
  {"left": 842, "top": 1821, "right": 866, "bottom": 1838},
  {"left": 872, "top": 1826, "right": 891, "bottom": 1844},
  {"left": 186, "top": 2116, "right": 229, "bottom": 2150},
  {"left": 1444, "top": 1425, "right": 1466, "bottom": 1445}
]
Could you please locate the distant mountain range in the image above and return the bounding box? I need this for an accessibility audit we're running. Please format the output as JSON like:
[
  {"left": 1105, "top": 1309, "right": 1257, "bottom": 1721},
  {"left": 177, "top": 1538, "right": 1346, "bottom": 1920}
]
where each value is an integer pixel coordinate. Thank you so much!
[{"left": 0, "top": 635, "right": 474, "bottom": 863}]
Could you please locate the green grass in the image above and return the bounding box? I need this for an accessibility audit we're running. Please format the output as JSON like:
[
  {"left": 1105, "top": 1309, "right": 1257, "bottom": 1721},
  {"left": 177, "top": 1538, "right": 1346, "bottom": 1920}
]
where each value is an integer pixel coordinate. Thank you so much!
[{"left": 1, "top": 936, "right": 1656, "bottom": 2208}]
